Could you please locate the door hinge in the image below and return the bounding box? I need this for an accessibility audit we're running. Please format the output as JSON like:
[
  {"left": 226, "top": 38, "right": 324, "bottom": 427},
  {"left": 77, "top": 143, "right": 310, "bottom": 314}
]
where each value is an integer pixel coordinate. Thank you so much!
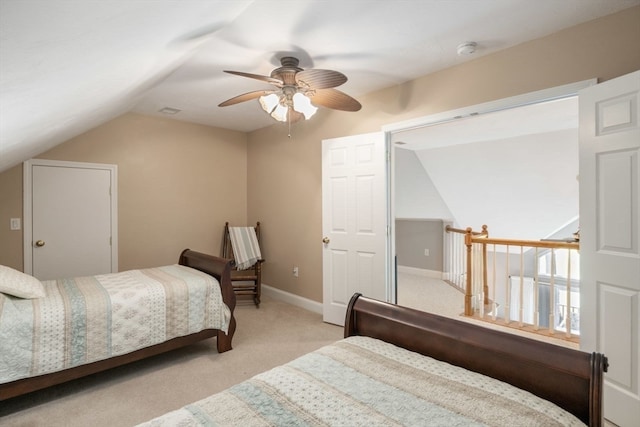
[{"left": 109, "top": 236, "right": 112, "bottom": 246}]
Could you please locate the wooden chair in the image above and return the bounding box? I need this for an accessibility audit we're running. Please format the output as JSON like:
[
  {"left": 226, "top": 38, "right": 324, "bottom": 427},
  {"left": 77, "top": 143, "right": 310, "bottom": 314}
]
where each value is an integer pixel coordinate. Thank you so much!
[{"left": 222, "top": 222, "right": 264, "bottom": 307}]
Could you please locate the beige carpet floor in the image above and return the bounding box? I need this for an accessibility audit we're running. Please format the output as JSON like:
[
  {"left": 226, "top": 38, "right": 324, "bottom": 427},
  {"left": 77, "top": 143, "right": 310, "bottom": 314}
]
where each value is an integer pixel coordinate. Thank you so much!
[{"left": 0, "top": 296, "right": 343, "bottom": 427}]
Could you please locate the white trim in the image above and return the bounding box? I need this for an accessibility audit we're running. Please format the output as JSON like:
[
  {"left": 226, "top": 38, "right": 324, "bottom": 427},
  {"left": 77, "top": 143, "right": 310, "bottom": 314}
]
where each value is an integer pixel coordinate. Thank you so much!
[
  {"left": 397, "top": 265, "right": 443, "bottom": 279},
  {"left": 382, "top": 78, "right": 597, "bottom": 134},
  {"left": 23, "top": 159, "right": 118, "bottom": 275},
  {"left": 262, "top": 283, "right": 323, "bottom": 314}
]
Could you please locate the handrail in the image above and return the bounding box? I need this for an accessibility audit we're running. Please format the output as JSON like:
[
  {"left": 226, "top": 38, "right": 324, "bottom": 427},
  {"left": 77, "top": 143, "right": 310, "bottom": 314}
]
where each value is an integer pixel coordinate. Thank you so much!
[
  {"left": 471, "top": 236, "right": 578, "bottom": 250},
  {"left": 446, "top": 224, "right": 488, "bottom": 236},
  {"left": 445, "top": 224, "right": 581, "bottom": 340}
]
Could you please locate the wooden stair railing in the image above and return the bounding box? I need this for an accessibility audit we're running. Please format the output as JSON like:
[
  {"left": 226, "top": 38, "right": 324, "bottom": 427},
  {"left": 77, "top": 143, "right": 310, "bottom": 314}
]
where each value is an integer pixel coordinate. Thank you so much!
[{"left": 446, "top": 224, "right": 580, "bottom": 340}]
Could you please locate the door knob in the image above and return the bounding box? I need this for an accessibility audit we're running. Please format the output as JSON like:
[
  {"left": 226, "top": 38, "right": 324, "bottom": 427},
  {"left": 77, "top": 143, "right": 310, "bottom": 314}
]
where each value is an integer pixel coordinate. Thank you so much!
[
  {"left": 35, "top": 240, "right": 45, "bottom": 247},
  {"left": 322, "top": 237, "right": 330, "bottom": 244}
]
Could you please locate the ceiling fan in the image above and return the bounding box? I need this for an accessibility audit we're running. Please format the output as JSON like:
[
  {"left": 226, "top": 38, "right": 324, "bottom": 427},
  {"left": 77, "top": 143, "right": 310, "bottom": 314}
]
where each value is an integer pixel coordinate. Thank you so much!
[{"left": 218, "top": 56, "right": 361, "bottom": 124}]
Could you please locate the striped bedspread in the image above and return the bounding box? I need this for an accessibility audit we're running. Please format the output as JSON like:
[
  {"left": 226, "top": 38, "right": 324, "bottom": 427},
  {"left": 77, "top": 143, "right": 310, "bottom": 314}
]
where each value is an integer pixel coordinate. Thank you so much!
[
  {"left": 0, "top": 265, "right": 230, "bottom": 384},
  {"left": 138, "top": 336, "right": 585, "bottom": 427}
]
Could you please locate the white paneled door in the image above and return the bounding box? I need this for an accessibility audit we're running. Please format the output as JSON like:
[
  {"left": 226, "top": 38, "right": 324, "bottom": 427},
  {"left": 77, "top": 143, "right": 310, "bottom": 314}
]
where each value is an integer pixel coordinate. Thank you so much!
[
  {"left": 24, "top": 159, "right": 118, "bottom": 280},
  {"left": 322, "top": 132, "right": 388, "bottom": 326},
  {"left": 579, "top": 70, "right": 640, "bottom": 427}
]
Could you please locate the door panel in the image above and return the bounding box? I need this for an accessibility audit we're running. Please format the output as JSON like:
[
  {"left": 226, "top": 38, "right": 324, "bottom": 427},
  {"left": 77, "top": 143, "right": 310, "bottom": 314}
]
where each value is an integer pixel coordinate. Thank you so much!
[
  {"left": 579, "top": 70, "right": 640, "bottom": 427},
  {"left": 322, "top": 132, "right": 388, "bottom": 325},
  {"left": 25, "top": 160, "right": 117, "bottom": 280}
]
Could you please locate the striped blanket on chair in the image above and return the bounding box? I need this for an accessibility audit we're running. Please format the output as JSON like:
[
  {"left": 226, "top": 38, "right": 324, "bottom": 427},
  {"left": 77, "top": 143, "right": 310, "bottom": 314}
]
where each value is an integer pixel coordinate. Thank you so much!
[{"left": 229, "top": 227, "right": 262, "bottom": 270}]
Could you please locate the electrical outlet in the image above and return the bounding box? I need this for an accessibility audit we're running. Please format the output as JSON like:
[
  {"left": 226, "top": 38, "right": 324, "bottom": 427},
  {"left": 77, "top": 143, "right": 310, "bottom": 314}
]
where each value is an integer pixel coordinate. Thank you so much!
[
  {"left": 292, "top": 266, "right": 299, "bottom": 277},
  {"left": 424, "top": 249, "right": 430, "bottom": 256},
  {"left": 10, "top": 218, "right": 21, "bottom": 230}
]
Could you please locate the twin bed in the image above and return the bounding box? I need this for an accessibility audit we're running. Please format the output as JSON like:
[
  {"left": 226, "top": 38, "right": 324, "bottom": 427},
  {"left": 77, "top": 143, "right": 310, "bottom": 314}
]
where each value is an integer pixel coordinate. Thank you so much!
[
  {"left": 0, "top": 249, "right": 236, "bottom": 400},
  {"left": 1, "top": 252, "right": 607, "bottom": 426},
  {"left": 137, "top": 293, "right": 607, "bottom": 427}
]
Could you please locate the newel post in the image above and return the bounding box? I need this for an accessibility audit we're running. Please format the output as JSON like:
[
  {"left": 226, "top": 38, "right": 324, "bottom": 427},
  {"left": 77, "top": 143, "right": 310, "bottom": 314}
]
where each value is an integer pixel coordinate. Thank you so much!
[{"left": 464, "top": 227, "right": 473, "bottom": 316}]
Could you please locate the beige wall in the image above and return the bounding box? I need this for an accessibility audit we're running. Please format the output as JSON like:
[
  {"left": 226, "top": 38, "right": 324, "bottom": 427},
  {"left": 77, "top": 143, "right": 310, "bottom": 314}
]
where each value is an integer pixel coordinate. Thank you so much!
[
  {"left": 0, "top": 166, "right": 23, "bottom": 269},
  {"left": 247, "top": 7, "right": 640, "bottom": 302},
  {"left": 0, "top": 113, "right": 248, "bottom": 271},
  {"left": 1, "top": 7, "right": 638, "bottom": 298}
]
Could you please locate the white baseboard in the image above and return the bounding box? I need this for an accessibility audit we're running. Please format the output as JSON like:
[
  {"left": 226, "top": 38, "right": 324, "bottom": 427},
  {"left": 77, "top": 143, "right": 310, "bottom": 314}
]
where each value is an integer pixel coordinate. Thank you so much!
[
  {"left": 397, "top": 266, "right": 443, "bottom": 279},
  {"left": 261, "top": 283, "right": 323, "bottom": 314}
]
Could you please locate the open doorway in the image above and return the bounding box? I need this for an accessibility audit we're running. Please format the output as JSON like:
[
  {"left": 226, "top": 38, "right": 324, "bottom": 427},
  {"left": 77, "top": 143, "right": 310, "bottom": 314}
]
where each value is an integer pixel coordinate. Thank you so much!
[{"left": 384, "top": 80, "right": 594, "bottom": 316}]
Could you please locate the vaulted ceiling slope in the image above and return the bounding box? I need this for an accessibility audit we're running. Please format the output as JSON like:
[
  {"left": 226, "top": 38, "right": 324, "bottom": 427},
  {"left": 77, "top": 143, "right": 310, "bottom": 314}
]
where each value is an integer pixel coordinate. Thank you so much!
[
  {"left": 1, "top": 0, "right": 638, "bottom": 173},
  {"left": 395, "top": 97, "right": 580, "bottom": 240}
]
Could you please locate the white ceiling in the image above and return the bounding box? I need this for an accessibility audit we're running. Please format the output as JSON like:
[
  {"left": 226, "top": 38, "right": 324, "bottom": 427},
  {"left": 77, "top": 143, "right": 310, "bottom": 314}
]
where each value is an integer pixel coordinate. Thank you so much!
[
  {"left": 1, "top": 0, "right": 638, "bottom": 173},
  {"left": 392, "top": 97, "right": 578, "bottom": 150},
  {"left": 394, "top": 97, "right": 580, "bottom": 240}
]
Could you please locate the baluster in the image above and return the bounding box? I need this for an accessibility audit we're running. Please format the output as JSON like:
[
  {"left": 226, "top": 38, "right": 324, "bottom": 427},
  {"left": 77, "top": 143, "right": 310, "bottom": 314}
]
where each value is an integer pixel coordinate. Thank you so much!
[
  {"left": 519, "top": 246, "right": 524, "bottom": 327},
  {"left": 534, "top": 247, "right": 539, "bottom": 330},
  {"left": 549, "top": 248, "right": 556, "bottom": 334},
  {"left": 505, "top": 245, "right": 510, "bottom": 324},
  {"left": 492, "top": 244, "right": 497, "bottom": 320},
  {"left": 565, "top": 249, "right": 572, "bottom": 337},
  {"left": 454, "top": 232, "right": 460, "bottom": 289}
]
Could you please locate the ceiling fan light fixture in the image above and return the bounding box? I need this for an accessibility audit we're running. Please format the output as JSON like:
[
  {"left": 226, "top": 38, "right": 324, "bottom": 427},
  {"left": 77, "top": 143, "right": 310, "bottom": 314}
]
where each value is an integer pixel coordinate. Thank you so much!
[
  {"left": 270, "top": 102, "right": 289, "bottom": 122},
  {"left": 259, "top": 93, "right": 280, "bottom": 114},
  {"left": 220, "top": 56, "right": 360, "bottom": 128},
  {"left": 292, "top": 92, "right": 317, "bottom": 119}
]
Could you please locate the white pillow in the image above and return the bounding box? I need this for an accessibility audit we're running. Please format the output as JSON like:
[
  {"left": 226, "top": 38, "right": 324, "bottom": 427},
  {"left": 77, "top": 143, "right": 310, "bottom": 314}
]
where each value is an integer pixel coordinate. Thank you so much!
[{"left": 0, "top": 265, "right": 46, "bottom": 298}]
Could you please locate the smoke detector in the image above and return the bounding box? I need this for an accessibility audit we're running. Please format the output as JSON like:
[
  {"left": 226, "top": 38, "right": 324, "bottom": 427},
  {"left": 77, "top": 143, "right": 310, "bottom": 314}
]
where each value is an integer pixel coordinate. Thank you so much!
[{"left": 457, "top": 42, "right": 477, "bottom": 56}]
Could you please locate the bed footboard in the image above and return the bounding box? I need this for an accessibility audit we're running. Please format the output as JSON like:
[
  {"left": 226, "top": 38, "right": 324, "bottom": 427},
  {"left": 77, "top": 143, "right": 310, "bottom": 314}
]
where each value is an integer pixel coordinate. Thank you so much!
[
  {"left": 179, "top": 249, "right": 236, "bottom": 352},
  {"left": 344, "top": 293, "right": 607, "bottom": 427}
]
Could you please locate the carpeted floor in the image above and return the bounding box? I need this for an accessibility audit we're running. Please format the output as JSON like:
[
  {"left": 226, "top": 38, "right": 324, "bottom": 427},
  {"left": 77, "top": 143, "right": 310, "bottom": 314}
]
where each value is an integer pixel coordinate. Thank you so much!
[
  {"left": 0, "top": 296, "right": 343, "bottom": 426},
  {"left": 397, "top": 271, "right": 578, "bottom": 349}
]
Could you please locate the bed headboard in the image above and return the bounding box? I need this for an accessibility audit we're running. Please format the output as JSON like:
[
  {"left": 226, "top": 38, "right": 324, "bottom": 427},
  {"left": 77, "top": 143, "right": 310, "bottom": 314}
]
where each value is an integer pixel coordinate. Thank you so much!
[
  {"left": 344, "top": 293, "right": 607, "bottom": 426},
  {"left": 179, "top": 249, "right": 235, "bottom": 309}
]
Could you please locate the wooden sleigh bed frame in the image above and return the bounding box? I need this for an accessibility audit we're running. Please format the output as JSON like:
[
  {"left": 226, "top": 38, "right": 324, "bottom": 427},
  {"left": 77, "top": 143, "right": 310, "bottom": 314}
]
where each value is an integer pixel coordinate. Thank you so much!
[
  {"left": 0, "top": 249, "right": 237, "bottom": 401},
  {"left": 345, "top": 293, "right": 608, "bottom": 426}
]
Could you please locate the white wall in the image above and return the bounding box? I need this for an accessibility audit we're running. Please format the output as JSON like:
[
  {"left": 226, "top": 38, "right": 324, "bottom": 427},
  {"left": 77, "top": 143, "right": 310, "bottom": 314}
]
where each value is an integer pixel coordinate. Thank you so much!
[
  {"left": 415, "top": 128, "right": 579, "bottom": 240},
  {"left": 394, "top": 147, "right": 454, "bottom": 220}
]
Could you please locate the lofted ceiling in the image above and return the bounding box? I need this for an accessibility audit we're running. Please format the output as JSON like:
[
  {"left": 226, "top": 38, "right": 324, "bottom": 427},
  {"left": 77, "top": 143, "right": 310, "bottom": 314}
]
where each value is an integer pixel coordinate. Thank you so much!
[
  {"left": 1, "top": 0, "right": 639, "bottom": 173},
  {"left": 402, "top": 98, "right": 580, "bottom": 240}
]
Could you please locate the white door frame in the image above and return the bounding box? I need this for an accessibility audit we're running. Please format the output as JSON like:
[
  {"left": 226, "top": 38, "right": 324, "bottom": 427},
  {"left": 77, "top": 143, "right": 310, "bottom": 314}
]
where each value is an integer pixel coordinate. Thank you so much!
[
  {"left": 382, "top": 79, "right": 597, "bottom": 299},
  {"left": 23, "top": 159, "right": 118, "bottom": 274}
]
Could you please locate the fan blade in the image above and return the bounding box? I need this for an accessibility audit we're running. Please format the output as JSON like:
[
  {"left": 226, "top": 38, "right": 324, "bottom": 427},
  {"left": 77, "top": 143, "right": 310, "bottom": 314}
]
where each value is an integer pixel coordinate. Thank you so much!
[
  {"left": 310, "top": 89, "right": 361, "bottom": 111},
  {"left": 223, "top": 70, "right": 283, "bottom": 86},
  {"left": 295, "top": 69, "right": 347, "bottom": 89},
  {"left": 218, "top": 90, "right": 276, "bottom": 107}
]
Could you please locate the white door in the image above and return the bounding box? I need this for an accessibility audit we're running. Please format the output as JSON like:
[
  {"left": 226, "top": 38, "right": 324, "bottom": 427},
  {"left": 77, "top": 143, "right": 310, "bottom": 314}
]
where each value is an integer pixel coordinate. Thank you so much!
[
  {"left": 24, "top": 159, "right": 118, "bottom": 280},
  {"left": 322, "top": 132, "right": 388, "bottom": 326},
  {"left": 579, "top": 70, "right": 640, "bottom": 427}
]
